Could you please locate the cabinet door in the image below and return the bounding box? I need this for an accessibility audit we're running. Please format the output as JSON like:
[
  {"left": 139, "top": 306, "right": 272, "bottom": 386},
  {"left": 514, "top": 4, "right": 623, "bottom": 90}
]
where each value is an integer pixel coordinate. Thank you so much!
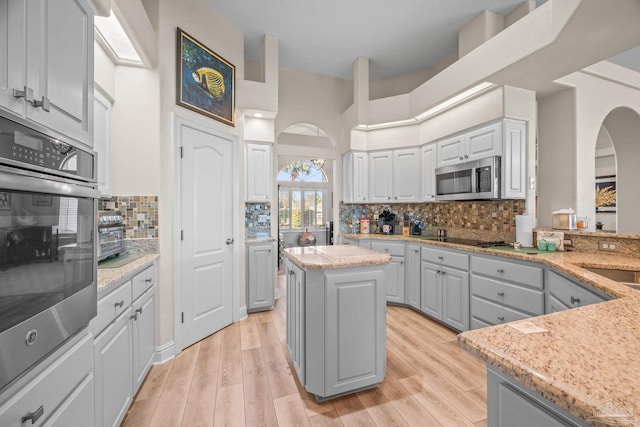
[
  {"left": 436, "top": 134, "right": 465, "bottom": 167},
  {"left": 94, "top": 89, "right": 111, "bottom": 196},
  {"left": 392, "top": 148, "right": 420, "bottom": 202},
  {"left": 441, "top": 266, "right": 470, "bottom": 331},
  {"left": 247, "top": 243, "right": 275, "bottom": 311},
  {"left": 385, "top": 256, "right": 405, "bottom": 303},
  {"left": 132, "top": 288, "right": 155, "bottom": 393},
  {"left": 405, "top": 244, "right": 421, "bottom": 309},
  {"left": 503, "top": 119, "right": 527, "bottom": 199},
  {"left": 0, "top": 0, "right": 25, "bottom": 116},
  {"left": 42, "top": 373, "right": 94, "bottom": 427},
  {"left": 368, "top": 150, "right": 393, "bottom": 203},
  {"left": 546, "top": 270, "right": 607, "bottom": 312},
  {"left": 285, "top": 261, "right": 305, "bottom": 384},
  {"left": 420, "top": 261, "right": 442, "bottom": 320},
  {"left": 465, "top": 121, "right": 502, "bottom": 162},
  {"left": 246, "top": 143, "right": 272, "bottom": 202},
  {"left": 420, "top": 143, "right": 437, "bottom": 201},
  {"left": 351, "top": 151, "right": 368, "bottom": 202},
  {"left": 93, "top": 309, "right": 133, "bottom": 427},
  {"left": 26, "top": 0, "right": 93, "bottom": 145}
]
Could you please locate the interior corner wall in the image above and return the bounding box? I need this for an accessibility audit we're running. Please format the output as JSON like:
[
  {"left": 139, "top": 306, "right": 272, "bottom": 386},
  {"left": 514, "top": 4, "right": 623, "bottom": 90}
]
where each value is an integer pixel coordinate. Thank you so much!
[
  {"left": 94, "top": 41, "right": 116, "bottom": 99},
  {"left": 157, "top": 0, "right": 245, "bottom": 350},
  {"left": 537, "top": 88, "right": 577, "bottom": 227}
]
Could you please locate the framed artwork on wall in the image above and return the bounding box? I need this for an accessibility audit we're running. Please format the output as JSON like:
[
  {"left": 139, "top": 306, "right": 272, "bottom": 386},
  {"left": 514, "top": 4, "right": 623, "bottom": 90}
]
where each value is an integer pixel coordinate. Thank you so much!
[
  {"left": 176, "top": 27, "right": 235, "bottom": 126},
  {"left": 595, "top": 175, "right": 616, "bottom": 212}
]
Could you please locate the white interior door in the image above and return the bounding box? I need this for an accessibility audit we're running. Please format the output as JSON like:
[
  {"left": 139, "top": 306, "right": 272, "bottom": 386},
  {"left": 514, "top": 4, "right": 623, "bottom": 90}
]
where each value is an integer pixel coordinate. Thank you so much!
[{"left": 179, "top": 122, "right": 233, "bottom": 349}]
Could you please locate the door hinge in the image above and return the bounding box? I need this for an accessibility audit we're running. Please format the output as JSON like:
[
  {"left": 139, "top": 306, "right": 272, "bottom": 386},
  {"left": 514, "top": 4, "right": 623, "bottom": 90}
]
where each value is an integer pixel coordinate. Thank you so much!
[
  {"left": 179, "top": 146, "right": 183, "bottom": 158},
  {"left": 181, "top": 312, "right": 184, "bottom": 323},
  {"left": 181, "top": 230, "right": 184, "bottom": 240}
]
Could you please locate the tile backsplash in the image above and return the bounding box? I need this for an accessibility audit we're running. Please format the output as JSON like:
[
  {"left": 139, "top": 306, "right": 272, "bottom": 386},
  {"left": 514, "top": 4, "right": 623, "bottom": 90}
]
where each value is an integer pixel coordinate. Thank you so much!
[
  {"left": 98, "top": 196, "right": 159, "bottom": 239},
  {"left": 340, "top": 200, "right": 526, "bottom": 241},
  {"left": 245, "top": 203, "right": 271, "bottom": 238}
]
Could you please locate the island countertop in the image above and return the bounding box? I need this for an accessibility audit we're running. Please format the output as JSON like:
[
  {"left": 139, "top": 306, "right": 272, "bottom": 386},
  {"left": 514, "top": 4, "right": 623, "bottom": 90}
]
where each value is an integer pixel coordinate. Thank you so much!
[{"left": 284, "top": 245, "right": 391, "bottom": 269}]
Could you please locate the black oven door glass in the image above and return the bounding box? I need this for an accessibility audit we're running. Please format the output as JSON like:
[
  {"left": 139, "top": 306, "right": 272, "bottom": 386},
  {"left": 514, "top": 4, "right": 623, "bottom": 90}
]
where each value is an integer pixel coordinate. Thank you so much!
[
  {"left": 0, "top": 190, "right": 95, "bottom": 334},
  {"left": 476, "top": 165, "right": 493, "bottom": 193},
  {"left": 436, "top": 169, "right": 472, "bottom": 195}
]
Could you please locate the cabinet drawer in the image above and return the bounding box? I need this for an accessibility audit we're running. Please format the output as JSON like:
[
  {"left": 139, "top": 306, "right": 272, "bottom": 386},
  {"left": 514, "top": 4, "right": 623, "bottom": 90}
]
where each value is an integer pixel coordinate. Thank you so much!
[
  {"left": 422, "top": 246, "right": 469, "bottom": 270},
  {"left": 472, "top": 257, "right": 543, "bottom": 289},
  {"left": 370, "top": 241, "right": 404, "bottom": 256},
  {"left": 471, "top": 275, "right": 544, "bottom": 315},
  {"left": 471, "top": 296, "right": 529, "bottom": 326},
  {"left": 0, "top": 333, "right": 93, "bottom": 427},
  {"left": 92, "top": 281, "right": 132, "bottom": 336},
  {"left": 547, "top": 271, "right": 607, "bottom": 309},
  {"left": 132, "top": 265, "right": 155, "bottom": 301}
]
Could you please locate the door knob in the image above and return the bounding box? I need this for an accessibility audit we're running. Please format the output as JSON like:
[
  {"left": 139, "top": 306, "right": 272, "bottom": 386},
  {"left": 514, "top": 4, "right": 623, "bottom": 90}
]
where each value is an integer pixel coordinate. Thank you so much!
[{"left": 226, "top": 238, "right": 234, "bottom": 245}]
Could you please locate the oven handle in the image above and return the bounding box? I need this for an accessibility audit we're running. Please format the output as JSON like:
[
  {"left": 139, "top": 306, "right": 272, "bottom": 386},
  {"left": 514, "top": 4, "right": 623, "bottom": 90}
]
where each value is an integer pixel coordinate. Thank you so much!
[{"left": 0, "top": 167, "right": 100, "bottom": 199}]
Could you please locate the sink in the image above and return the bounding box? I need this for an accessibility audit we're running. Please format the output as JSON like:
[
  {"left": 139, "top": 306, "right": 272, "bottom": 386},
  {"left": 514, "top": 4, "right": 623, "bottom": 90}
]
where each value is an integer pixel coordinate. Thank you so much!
[{"left": 583, "top": 266, "right": 640, "bottom": 289}]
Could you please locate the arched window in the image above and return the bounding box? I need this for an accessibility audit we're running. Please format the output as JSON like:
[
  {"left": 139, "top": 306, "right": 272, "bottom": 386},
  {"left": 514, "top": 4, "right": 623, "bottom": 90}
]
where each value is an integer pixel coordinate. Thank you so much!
[{"left": 278, "top": 160, "right": 328, "bottom": 229}]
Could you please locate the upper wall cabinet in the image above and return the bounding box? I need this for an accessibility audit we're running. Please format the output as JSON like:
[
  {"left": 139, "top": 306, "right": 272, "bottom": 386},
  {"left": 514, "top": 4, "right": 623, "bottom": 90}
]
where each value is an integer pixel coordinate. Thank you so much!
[
  {"left": 246, "top": 143, "right": 273, "bottom": 202},
  {"left": 368, "top": 150, "right": 393, "bottom": 203},
  {"left": 420, "top": 143, "right": 437, "bottom": 201},
  {"left": 392, "top": 148, "right": 420, "bottom": 202},
  {"left": 0, "top": 0, "right": 94, "bottom": 146},
  {"left": 343, "top": 151, "right": 368, "bottom": 203},
  {"left": 436, "top": 121, "right": 503, "bottom": 168},
  {"left": 502, "top": 119, "right": 527, "bottom": 199}
]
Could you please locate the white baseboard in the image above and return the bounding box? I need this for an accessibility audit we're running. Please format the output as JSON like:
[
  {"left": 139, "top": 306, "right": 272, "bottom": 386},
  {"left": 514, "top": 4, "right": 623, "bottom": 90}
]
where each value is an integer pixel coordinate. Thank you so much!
[{"left": 154, "top": 341, "right": 176, "bottom": 365}]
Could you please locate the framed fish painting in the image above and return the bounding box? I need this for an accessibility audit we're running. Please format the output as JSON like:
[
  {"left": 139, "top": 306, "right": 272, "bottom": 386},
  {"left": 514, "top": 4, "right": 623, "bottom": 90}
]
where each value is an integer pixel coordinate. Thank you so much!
[{"left": 176, "top": 28, "right": 235, "bottom": 126}]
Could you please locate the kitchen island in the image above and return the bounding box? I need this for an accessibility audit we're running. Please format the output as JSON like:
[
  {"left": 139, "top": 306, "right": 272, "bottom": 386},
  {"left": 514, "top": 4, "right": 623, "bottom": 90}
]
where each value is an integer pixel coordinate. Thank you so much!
[{"left": 284, "top": 245, "right": 391, "bottom": 401}]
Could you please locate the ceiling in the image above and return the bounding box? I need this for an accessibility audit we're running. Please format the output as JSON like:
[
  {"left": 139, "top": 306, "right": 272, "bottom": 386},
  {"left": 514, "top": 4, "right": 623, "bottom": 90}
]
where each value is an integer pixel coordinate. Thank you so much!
[{"left": 206, "top": 0, "right": 640, "bottom": 81}]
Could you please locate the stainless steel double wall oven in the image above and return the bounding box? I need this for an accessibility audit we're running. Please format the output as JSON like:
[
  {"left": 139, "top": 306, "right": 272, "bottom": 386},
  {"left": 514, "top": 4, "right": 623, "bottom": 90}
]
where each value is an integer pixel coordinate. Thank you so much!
[{"left": 0, "top": 115, "right": 100, "bottom": 392}]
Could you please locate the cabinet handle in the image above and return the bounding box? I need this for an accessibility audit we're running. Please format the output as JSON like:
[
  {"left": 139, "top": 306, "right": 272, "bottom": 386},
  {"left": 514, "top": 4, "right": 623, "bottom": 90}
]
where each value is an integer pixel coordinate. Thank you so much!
[
  {"left": 497, "top": 291, "right": 505, "bottom": 297},
  {"left": 388, "top": 196, "right": 391, "bottom": 200},
  {"left": 32, "top": 96, "right": 50, "bottom": 112},
  {"left": 145, "top": 278, "right": 153, "bottom": 283},
  {"left": 464, "top": 154, "right": 469, "bottom": 159},
  {"left": 570, "top": 296, "right": 581, "bottom": 305},
  {"left": 135, "top": 307, "right": 143, "bottom": 315},
  {"left": 394, "top": 196, "right": 397, "bottom": 200},
  {"left": 497, "top": 316, "right": 505, "bottom": 322},
  {"left": 13, "top": 86, "right": 33, "bottom": 103},
  {"left": 459, "top": 156, "right": 464, "bottom": 160},
  {"left": 22, "top": 405, "right": 44, "bottom": 424},
  {"left": 114, "top": 300, "right": 124, "bottom": 308},
  {"left": 400, "top": 261, "right": 404, "bottom": 265},
  {"left": 384, "top": 248, "right": 389, "bottom": 252},
  {"left": 413, "top": 249, "right": 419, "bottom": 253},
  {"left": 497, "top": 268, "right": 504, "bottom": 273},
  {"left": 131, "top": 313, "right": 138, "bottom": 321}
]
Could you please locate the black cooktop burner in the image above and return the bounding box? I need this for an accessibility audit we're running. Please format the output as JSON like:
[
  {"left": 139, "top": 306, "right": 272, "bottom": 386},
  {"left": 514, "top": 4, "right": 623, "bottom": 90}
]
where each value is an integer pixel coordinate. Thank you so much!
[{"left": 436, "top": 237, "right": 506, "bottom": 248}]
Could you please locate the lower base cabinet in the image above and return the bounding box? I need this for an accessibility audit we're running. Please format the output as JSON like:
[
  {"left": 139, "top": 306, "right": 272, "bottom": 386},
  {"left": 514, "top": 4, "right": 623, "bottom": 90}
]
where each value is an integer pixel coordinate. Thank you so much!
[
  {"left": 286, "top": 259, "right": 387, "bottom": 400},
  {"left": 487, "top": 366, "right": 588, "bottom": 427},
  {"left": 247, "top": 242, "right": 276, "bottom": 312},
  {"left": 0, "top": 332, "right": 95, "bottom": 427}
]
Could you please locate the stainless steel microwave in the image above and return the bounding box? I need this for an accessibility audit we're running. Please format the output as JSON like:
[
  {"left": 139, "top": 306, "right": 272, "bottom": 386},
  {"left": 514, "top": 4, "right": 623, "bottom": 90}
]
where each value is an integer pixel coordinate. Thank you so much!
[{"left": 435, "top": 156, "right": 501, "bottom": 201}]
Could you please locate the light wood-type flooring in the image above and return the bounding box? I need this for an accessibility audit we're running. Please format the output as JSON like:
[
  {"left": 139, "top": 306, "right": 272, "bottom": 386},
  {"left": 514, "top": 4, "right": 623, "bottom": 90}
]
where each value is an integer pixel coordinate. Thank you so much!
[{"left": 122, "top": 273, "right": 487, "bottom": 426}]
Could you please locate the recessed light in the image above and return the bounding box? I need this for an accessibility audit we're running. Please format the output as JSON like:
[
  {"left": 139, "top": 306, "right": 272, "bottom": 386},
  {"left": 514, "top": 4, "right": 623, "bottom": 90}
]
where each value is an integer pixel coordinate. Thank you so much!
[{"left": 254, "top": 112, "right": 264, "bottom": 118}]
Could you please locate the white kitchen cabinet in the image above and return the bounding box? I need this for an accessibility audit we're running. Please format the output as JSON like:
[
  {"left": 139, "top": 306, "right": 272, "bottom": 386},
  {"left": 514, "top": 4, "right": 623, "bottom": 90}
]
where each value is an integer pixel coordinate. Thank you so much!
[
  {"left": 470, "top": 254, "right": 544, "bottom": 328},
  {"left": 368, "top": 150, "right": 393, "bottom": 203},
  {"left": 92, "top": 261, "right": 157, "bottom": 427},
  {"left": 370, "top": 241, "right": 405, "bottom": 303},
  {"left": 502, "top": 119, "right": 527, "bottom": 199},
  {"left": 392, "top": 148, "right": 420, "bottom": 202},
  {"left": 246, "top": 143, "right": 272, "bottom": 202},
  {"left": 0, "top": 331, "right": 94, "bottom": 427},
  {"left": 546, "top": 270, "right": 609, "bottom": 313},
  {"left": 343, "top": 151, "right": 368, "bottom": 203},
  {"left": 420, "top": 143, "right": 437, "bottom": 201},
  {"left": 487, "top": 366, "right": 588, "bottom": 427},
  {"left": 421, "top": 246, "right": 470, "bottom": 331},
  {"left": 405, "top": 244, "right": 421, "bottom": 310},
  {"left": 247, "top": 241, "right": 276, "bottom": 312},
  {"left": 436, "top": 121, "right": 503, "bottom": 168},
  {"left": 94, "top": 89, "right": 111, "bottom": 196},
  {"left": 0, "top": 0, "right": 94, "bottom": 146}
]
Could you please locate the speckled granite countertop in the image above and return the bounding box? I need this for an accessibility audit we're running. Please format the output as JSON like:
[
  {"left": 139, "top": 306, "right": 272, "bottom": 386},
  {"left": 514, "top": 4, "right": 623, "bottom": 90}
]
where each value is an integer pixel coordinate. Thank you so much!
[
  {"left": 97, "top": 253, "right": 159, "bottom": 296},
  {"left": 342, "top": 233, "right": 640, "bottom": 425},
  {"left": 284, "top": 245, "right": 391, "bottom": 269},
  {"left": 245, "top": 237, "right": 277, "bottom": 244}
]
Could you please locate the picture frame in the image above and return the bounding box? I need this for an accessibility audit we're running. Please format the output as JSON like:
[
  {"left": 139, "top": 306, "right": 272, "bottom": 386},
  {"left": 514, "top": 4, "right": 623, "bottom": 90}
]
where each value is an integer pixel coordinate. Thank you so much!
[
  {"left": 595, "top": 175, "right": 616, "bottom": 212},
  {"left": 176, "top": 27, "right": 235, "bottom": 126},
  {"left": 33, "top": 194, "right": 52, "bottom": 206},
  {"left": 0, "top": 192, "right": 10, "bottom": 210}
]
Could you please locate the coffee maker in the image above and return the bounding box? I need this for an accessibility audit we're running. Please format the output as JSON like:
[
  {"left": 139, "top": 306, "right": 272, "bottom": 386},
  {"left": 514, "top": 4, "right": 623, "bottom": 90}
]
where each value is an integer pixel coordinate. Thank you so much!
[{"left": 378, "top": 205, "right": 396, "bottom": 235}]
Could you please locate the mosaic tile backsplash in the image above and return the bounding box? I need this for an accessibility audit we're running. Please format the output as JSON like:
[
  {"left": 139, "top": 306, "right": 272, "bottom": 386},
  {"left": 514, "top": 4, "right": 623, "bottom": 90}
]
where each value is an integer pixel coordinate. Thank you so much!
[
  {"left": 340, "top": 200, "right": 526, "bottom": 241},
  {"left": 245, "top": 203, "right": 271, "bottom": 238},
  {"left": 98, "top": 196, "right": 159, "bottom": 239}
]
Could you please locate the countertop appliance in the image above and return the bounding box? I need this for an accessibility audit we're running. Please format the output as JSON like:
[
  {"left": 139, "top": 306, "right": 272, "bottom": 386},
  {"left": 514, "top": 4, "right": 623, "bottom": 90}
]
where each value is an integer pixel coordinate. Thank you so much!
[
  {"left": 0, "top": 114, "right": 100, "bottom": 393},
  {"left": 435, "top": 156, "right": 501, "bottom": 201},
  {"left": 411, "top": 220, "right": 422, "bottom": 235},
  {"left": 377, "top": 205, "right": 396, "bottom": 235},
  {"left": 98, "top": 213, "right": 126, "bottom": 260}
]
